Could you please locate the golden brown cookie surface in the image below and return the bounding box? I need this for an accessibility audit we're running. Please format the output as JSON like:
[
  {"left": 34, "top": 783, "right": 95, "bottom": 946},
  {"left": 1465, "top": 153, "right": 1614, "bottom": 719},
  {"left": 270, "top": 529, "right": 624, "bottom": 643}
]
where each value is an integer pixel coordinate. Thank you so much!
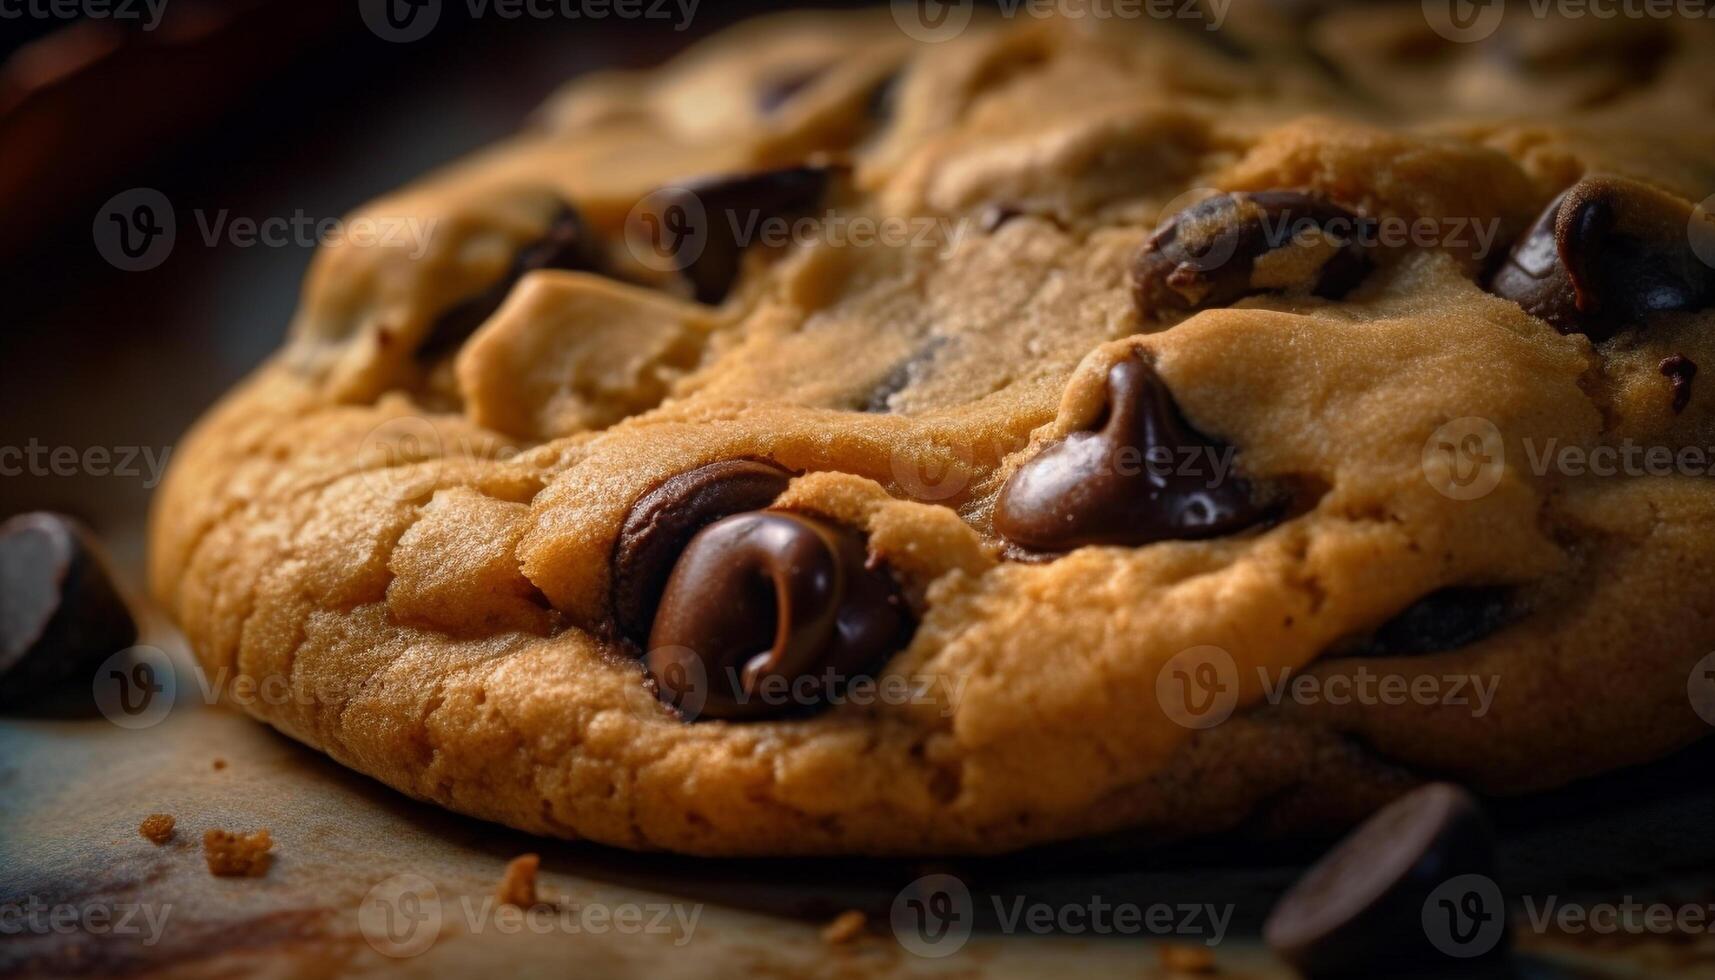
[{"left": 150, "top": 9, "right": 1715, "bottom": 854}]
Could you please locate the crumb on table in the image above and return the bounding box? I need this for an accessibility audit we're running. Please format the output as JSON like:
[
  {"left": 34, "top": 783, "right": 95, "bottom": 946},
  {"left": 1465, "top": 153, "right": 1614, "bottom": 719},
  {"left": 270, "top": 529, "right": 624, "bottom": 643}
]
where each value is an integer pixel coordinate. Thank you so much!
[
  {"left": 821, "top": 910, "right": 868, "bottom": 945},
  {"left": 1158, "top": 942, "right": 1217, "bottom": 973},
  {"left": 203, "top": 828, "right": 272, "bottom": 877},
  {"left": 139, "top": 814, "right": 175, "bottom": 845},
  {"left": 212, "top": 758, "right": 228, "bottom": 770},
  {"left": 496, "top": 854, "right": 541, "bottom": 908}
]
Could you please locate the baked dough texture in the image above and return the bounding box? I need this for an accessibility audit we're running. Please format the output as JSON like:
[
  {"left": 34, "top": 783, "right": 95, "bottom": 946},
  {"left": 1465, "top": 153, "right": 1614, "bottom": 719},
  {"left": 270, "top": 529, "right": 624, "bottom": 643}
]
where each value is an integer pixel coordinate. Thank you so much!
[{"left": 150, "top": 7, "right": 1715, "bottom": 854}]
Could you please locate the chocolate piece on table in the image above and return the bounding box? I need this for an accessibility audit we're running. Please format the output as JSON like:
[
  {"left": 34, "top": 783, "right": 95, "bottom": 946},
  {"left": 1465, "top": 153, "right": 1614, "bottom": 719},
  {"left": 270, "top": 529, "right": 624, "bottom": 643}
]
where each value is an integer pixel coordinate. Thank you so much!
[
  {"left": 0, "top": 512, "right": 138, "bottom": 708},
  {"left": 1265, "top": 783, "right": 1508, "bottom": 977}
]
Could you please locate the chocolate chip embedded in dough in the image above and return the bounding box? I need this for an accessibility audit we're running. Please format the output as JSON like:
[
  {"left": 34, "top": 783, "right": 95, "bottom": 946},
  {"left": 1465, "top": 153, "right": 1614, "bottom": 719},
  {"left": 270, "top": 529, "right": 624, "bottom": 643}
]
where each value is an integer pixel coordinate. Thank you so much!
[
  {"left": 995, "top": 351, "right": 1273, "bottom": 552},
  {"left": 643, "top": 165, "right": 835, "bottom": 305},
  {"left": 1660, "top": 354, "right": 1697, "bottom": 414},
  {"left": 611, "top": 460, "right": 795, "bottom": 646},
  {"left": 1132, "top": 191, "right": 1372, "bottom": 321},
  {"left": 645, "top": 511, "right": 913, "bottom": 721},
  {"left": 419, "top": 203, "right": 603, "bottom": 359},
  {"left": 1487, "top": 177, "right": 1715, "bottom": 341}
]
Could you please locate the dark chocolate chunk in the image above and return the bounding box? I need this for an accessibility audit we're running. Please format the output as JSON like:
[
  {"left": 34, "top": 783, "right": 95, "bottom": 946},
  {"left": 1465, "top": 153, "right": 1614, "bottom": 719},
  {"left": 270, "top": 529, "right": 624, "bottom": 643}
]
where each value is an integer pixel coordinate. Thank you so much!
[
  {"left": 1487, "top": 177, "right": 1715, "bottom": 341},
  {"left": 611, "top": 460, "right": 794, "bottom": 646},
  {"left": 1356, "top": 587, "right": 1514, "bottom": 658},
  {"left": 1660, "top": 354, "right": 1697, "bottom": 414},
  {"left": 645, "top": 511, "right": 913, "bottom": 721},
  {"left": 643, "top": 165, "right": 834, "bottom": 305},
  {"left": 994, "top": 351, "right": 1272, "bottom": 552},
  {"left": 1132, "top": 191, "right": 1372, "bottom": 321},
  {"left": 1, "top": 513, "right": 138, "bottom": 708},
  {"left": 1265, "top": 783, "right": 1509, "bottom": 977},
  {"left": 418, "top": 203, "right": 602, "bottom": 359}
]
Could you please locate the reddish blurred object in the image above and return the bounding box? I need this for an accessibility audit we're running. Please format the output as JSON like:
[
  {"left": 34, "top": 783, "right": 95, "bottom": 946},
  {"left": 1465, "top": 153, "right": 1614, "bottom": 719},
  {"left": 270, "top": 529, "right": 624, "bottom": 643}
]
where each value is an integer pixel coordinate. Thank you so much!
[{"left": 0, "top": 0, "right": 345, "bottom": 260}]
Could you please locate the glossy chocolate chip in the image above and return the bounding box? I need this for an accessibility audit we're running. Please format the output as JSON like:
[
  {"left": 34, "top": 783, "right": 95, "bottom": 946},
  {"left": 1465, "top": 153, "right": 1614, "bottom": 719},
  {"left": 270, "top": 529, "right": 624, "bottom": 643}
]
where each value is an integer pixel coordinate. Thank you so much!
[
  {"left": 1133, "top": 191, "right": 1372, "bottom": 321},
  {"left": 1265, "top": 783, "right": 1508, "bottom": 977},
  {"left": 418, "top": 203, "right": 603, "bottom": 359},
  {"left": 645, "top": 165, "right": 834, "bottom": 305},
  {"left": 1354, "top": 587, "right": 1514, "bottom": 658},
  {"left": 994, "top": 351, "right": 1272, "bottom": 552},
  {"left": 611, "top": 460, "right": 794, "bottom": 646},
  {"left": 1661, "top": 354, "right": 1697, "bottom": 414},
  {"left": 1487, "top": 177, "right": 1715, "bottom": 341},
  {"left": 1, "top": 513, "right": 138, "bottom": 708},
  {"left": 645, "top": 511, "right": 912, "bottom": 721}
]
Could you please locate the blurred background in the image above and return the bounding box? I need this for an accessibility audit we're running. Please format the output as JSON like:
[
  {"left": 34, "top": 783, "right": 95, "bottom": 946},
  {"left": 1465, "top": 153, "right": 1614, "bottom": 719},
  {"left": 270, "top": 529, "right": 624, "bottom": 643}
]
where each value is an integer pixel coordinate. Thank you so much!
[{"left": 0, "top": 0, "right": 871, "bottom": 568}]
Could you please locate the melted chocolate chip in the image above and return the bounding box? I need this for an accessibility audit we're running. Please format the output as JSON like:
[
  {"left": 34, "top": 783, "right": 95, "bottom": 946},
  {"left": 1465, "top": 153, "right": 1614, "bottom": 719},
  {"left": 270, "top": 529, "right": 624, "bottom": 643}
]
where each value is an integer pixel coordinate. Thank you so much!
[
  {"left": 1, "top": 513, "right": 138, "bottom": 709},
  {"left": 1354, "top": 587, "right": 1514, "bottom": 658},
  {"left": 1487, "top": 177, "right": 1715, "bottom": 340},
  {"left": 994, "top": 351, "right": 1272, "bottom": 552},
  {"left": 611, "top": 460, "right": 794, "bottom": 646},
  {"left": 1265, "top": 784, "right": 1507, "bottom": 977},
  {"left": 419, "top": 204, "right": 602, "bottom": 359},
  {"left": 645, "top": 511, "right": 913, "bottom": 721},
  {"left": 1132, "top": 191, "right": 1372, "bottom": 321},
  {"left": 643, "top": 165, "right": 834, "bottom": 305},
  {"left": 1660, "top": 354, "right": 1697, "bottom": 414}
]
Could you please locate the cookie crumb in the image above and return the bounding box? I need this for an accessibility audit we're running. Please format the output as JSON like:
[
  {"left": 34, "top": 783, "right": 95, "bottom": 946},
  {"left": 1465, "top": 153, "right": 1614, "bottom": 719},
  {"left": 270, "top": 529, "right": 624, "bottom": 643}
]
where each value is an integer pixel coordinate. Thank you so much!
[
  {"left": 821, "top": 909, "right": 868, "bottom": 945},
  {"left": 212, "top": 758, "right": 228, "bottom": 770},
  {"left": 139, "top": 814, "right": 175, "bottom": 845},
  {"left": 1158, "top": 942, "right": 1216, "bottom": 973},
  {"left": 496, "top": 854, "right": 541, "bottom": 908},
  {"left": 203, "top": 828, "right": 272, "bottom": 877}
]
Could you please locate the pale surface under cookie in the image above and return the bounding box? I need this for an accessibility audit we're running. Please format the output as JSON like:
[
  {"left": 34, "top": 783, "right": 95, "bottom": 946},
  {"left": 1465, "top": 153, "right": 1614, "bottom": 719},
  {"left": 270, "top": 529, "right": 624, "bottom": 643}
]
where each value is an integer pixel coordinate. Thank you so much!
[{"left": 150, "top": 8, "right": 1715, "bottom": 854}]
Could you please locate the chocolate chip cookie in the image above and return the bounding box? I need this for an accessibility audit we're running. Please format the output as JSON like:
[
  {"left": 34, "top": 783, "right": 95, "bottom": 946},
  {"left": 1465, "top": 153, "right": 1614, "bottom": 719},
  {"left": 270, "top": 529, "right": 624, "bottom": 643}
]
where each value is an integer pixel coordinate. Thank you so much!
[{"left": 149, "top": 7, "right": 1715, "bottom": 854}]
